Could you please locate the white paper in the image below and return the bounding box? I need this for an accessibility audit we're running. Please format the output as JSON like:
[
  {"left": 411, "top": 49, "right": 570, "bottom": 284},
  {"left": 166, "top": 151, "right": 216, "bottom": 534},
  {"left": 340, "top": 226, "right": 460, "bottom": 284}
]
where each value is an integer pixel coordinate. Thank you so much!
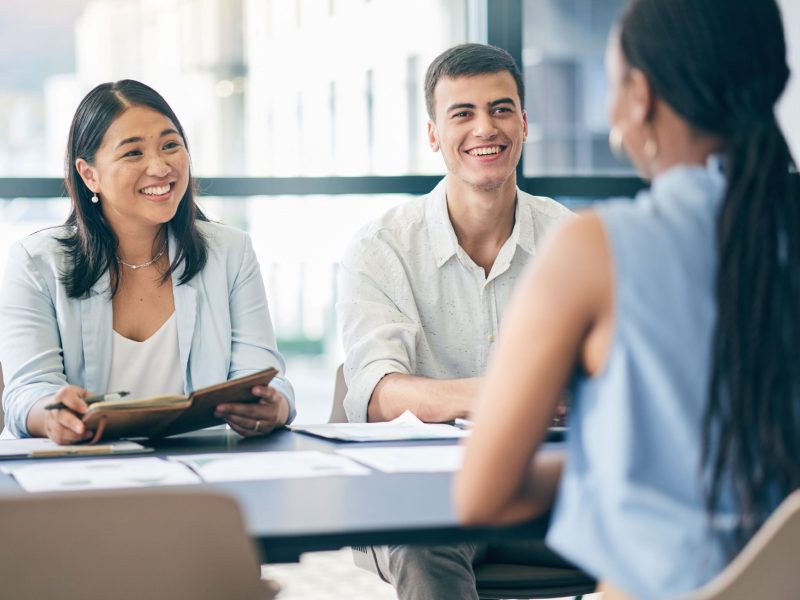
[
  {"left": 0, "top": 439, "right": 149, "bottom": 459},
  {"left": 290, "top": 410, "right": 469, "bottom": 442},
  {"left": 6, "top": 457, "right": 201, "bottom": 492},
  {"left": 336, "top": 445, "right": 465, "bottom": 473},
  {"left": 169, "top": 450, "right": 371, "bottom": 482}
]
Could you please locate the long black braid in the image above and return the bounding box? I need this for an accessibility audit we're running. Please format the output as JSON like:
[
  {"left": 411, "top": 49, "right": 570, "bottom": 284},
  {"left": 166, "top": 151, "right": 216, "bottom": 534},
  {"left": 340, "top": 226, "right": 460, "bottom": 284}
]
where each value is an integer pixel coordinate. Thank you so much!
[{"left": 619, "top": 0, "right": 800, "bottom": 552}]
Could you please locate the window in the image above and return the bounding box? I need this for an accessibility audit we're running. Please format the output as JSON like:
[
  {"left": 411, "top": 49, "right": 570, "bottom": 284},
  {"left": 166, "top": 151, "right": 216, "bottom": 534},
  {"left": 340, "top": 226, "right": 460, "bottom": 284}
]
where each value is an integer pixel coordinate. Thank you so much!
[
  {"left": 522, "top": 0, "right": 629, "bottom": 175},
  {"left": 521, "top": 0, "right": 800, "bottom": 174},
  {"left": 406, "top": 55, "right": 420, "bottom": 173}
]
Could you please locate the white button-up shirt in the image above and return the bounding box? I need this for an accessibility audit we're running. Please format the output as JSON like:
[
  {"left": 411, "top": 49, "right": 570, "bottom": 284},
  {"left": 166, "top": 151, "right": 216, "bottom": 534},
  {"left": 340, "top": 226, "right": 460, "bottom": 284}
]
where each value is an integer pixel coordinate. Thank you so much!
[{"left": 337, "top": 178, "right": 572, "bottom": 422}]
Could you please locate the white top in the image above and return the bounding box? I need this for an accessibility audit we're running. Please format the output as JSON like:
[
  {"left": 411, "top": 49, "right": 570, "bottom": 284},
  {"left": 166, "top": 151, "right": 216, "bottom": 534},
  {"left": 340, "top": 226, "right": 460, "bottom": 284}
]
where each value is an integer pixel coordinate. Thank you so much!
[
  {"left": 107, "top": 313, "right": 184, "bottom": 400},
  {"left": 336, "top": 177, "right": 572, "bottom": 422}
]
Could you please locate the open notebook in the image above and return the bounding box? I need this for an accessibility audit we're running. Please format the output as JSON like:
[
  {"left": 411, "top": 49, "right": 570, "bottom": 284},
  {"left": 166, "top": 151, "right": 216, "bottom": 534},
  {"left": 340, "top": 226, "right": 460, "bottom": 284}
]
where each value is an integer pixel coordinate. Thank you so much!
[{"left": 80, "top": 368, "right": 277, "bottom": 443}]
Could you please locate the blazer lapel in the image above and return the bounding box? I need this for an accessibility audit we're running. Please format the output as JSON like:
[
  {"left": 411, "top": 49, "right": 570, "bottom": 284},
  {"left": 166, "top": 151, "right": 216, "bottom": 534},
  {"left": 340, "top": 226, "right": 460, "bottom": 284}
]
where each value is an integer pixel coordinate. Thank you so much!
[
  {"left": 81, "top": 272, "right": 113, "bottom": 394},
  {"left": 173, "top": 282, "right": 197, "bottom": 393},
  {"left": 169, "top": 232, "right": 197, "bottom": 393}
]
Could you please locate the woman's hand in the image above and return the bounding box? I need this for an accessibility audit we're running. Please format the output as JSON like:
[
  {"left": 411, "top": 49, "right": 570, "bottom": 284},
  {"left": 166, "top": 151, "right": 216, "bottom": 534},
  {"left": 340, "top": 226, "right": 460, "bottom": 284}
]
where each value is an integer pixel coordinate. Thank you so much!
[
  {"left": 31, "top": 385, "right": 95, "bottom": 444},
  {"left": 214, "top": 385, "right": 290, "bottom": 438}
]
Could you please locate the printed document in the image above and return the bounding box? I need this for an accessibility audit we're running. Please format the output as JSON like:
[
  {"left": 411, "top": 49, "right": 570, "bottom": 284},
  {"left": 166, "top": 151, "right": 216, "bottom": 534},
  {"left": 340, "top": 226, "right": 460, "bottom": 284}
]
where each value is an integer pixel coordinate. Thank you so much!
[
  {"left": 290, "top": 410, "right": 468, "bottom": 442},
  {"left": 169, "top": 450, "right": 370, "bottom": 482},
  {"left": 5, "top": 457, "right": 200, "bottom": 492},
  {"left": 336, "top": 444, "right": 465, "bottom": 473}
]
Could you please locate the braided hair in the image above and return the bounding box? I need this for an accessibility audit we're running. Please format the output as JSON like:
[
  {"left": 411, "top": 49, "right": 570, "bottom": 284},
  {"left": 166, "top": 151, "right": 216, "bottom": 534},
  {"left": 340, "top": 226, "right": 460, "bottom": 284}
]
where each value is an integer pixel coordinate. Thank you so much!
[{"left": 619, "top": 0, "right": 800, "bottom": 552}]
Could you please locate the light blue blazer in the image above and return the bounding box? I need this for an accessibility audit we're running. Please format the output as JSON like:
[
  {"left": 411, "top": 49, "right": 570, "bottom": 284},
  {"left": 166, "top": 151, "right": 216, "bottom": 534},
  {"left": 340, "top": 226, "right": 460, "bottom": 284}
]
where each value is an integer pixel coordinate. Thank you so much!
[{"left": 0, "top": 220, "right": 295, "bottom": 438}]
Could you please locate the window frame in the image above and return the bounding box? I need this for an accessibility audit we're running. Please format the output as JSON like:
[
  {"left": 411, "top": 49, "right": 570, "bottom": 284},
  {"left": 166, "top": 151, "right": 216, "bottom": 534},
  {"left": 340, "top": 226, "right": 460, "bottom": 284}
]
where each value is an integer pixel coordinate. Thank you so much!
[{"left": 0, "top": 0, "right": 659, "bottom": 202}]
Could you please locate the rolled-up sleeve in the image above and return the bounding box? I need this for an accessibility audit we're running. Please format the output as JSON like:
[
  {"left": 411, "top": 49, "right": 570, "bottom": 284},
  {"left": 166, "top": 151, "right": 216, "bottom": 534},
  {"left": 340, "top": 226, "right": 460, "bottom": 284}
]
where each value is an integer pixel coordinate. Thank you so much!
[
  {"left": 228, "top": 232, "right": 296, "bottom": 423},
  {"left": 0, "top": 242, "right": 66, "bottom": 437},
  {"left": 336, "top": 236, "right": 420, "bottom": 423}
]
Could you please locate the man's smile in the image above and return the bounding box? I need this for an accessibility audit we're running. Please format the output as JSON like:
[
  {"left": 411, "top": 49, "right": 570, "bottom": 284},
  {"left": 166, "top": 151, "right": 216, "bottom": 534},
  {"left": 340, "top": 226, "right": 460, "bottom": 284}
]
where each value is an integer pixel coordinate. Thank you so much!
[{"left": 465, "top": 144, "right": 508, "bottom": 160}]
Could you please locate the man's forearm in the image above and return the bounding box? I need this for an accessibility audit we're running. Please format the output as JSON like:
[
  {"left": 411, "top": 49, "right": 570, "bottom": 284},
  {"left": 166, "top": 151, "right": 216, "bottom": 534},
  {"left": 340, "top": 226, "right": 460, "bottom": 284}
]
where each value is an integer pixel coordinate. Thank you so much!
[{"left": 367, "top": 373, "right": 481, "bottom": 422}]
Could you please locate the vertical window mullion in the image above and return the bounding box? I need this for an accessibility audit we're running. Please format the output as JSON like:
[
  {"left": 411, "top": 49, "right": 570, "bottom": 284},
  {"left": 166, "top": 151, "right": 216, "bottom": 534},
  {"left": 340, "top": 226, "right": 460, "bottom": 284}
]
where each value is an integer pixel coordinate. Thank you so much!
[{"left": 486, "top": 0, "right": 524, "bottom": 181}]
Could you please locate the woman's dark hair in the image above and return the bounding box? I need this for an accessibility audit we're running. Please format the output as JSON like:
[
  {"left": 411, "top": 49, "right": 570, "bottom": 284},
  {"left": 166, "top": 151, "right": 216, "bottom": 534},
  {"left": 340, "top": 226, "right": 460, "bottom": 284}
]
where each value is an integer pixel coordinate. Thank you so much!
[
  {"left": 619, "top": 0, "right": 800, "bottom": 551},
  {"left": 61, "top": 79, "right": 208, "bottom": 298}
]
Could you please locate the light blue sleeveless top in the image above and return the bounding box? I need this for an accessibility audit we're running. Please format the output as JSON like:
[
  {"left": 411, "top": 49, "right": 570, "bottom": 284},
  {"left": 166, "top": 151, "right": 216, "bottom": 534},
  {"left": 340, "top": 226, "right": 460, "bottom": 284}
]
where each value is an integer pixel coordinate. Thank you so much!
[{"left": 547, "top": 157, "right": 742, "bottom": 599}]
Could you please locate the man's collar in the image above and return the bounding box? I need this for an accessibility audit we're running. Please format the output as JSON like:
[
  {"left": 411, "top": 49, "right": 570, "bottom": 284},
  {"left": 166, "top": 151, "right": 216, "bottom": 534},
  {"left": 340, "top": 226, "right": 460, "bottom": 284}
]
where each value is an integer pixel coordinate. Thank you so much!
[
  {"left": 425, "top": 178, "right": 534, "bottom": 270},
  {"left": 514, "top": 193, "right": 535, "bottom": 256},
  {"left": 426, "top": 178, "right": 461, "bottom": 268}
]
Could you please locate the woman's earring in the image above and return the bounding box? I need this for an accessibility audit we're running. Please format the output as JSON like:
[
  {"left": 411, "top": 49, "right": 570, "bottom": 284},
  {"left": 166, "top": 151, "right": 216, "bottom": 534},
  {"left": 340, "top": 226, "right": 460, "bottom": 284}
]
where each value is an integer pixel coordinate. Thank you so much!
[
  {"left": 90, "top": 193, "right": 99, "bottom": 204},
  {"left": 608, "top": 125, "right": 627, "bottom": 162},
  {"left": 643, "top": 135, "right": 659, "bottom": 162}
]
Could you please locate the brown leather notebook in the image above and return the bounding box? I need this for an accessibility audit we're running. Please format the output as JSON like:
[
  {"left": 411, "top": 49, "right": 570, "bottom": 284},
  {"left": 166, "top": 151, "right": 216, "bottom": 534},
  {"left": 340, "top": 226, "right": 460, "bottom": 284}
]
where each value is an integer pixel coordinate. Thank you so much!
[{"left": 82, "top": 368, "right": 278, "bottom": 443}]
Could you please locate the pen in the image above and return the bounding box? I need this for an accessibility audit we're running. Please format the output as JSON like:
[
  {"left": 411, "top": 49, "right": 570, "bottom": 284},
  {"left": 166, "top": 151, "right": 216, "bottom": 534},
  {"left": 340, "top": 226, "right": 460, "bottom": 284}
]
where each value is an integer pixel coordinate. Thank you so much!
[{"left": 44, "top": 391, "right": 130, "bottom": 411}]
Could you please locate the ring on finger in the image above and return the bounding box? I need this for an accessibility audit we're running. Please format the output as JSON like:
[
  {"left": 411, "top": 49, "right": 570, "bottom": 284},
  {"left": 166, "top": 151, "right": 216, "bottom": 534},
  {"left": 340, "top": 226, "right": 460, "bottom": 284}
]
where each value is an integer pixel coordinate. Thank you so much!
[{"left": 254, "top": 420, "right": 261, "bottom": 433}]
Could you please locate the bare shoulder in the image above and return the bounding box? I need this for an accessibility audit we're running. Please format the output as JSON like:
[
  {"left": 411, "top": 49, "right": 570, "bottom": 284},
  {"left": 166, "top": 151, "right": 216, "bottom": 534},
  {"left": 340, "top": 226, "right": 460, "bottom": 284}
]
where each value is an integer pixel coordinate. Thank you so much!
[
  {"left": 535, "top": 211, "right": 610, "bottom": 278},
  {"left": 518, "top": 211, "right": 612, "bottom": 326}
]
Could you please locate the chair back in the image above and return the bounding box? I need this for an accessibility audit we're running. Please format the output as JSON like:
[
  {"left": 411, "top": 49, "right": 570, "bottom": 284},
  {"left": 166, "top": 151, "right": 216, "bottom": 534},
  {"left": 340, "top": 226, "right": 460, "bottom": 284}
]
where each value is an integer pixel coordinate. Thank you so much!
[
  {"left": 0, "top": 489, "right": 274, "bottom": 600},
  {"left": 683, "top": 489, "right": 800, "bottom": 600},
  {"left": 0, "top": 361, "right": 4, "bottom": 431},
  {"left": 329, "top": 363, "right": 349, "bottom": 423}
]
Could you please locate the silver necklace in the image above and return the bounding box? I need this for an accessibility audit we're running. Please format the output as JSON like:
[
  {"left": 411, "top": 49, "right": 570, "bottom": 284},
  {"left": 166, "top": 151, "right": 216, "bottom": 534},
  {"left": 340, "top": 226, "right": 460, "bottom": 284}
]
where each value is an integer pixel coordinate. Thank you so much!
[{"left": 117, "top": 242, "right": 167, "bottom": 270}]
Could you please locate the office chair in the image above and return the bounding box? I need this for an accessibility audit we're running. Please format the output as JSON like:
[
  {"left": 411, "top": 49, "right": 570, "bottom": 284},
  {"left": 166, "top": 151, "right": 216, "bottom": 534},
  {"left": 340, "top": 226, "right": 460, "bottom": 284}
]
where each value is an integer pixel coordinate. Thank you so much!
[
  {"left": 679, "top": 489, "right": 800, "bottom": 600},
  {"left": 0, "top": 361, "right": 5, "bottom": 431},
  {"left": 328, "top": 363, "right": 349, "bottom": 423},
  {"left": 0, "top": 489, "right": 278, "bottom": 600},
  {"left": 332, "top": 364, "right": 596, "bottom": 600}
]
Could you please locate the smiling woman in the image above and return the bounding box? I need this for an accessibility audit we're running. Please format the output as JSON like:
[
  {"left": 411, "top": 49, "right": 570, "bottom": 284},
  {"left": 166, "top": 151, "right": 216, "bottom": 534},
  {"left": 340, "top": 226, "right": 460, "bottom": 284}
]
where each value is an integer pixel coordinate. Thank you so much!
[
  {"left": 61, "top": 81, "right": 204, "bottom": 299},
  {"left": 0, "top": 80, "right": 296, "bottom": 444},
  {"left": 79, "top": 110, "right": 189, "bottom": 227}
]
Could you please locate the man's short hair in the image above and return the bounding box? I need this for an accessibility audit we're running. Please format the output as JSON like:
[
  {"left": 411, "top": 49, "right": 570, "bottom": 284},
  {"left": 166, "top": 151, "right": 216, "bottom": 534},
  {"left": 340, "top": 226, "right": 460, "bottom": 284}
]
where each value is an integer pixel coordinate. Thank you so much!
[{"left": 424, "top": 43, "right": 525, "bottom": 121}]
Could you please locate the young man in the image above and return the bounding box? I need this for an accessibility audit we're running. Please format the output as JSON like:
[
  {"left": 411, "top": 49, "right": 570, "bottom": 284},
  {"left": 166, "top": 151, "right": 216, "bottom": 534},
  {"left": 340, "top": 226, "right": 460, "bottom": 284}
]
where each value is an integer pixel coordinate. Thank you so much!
[{"left": 337, "top": 44, "right": 573, "bottom": 599}]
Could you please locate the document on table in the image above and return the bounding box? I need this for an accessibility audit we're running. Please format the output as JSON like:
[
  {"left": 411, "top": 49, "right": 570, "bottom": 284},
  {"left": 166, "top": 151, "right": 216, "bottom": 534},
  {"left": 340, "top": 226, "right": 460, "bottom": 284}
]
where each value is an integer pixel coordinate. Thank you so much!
[
  {"left": 290, "top": 410, "right": 469, "bottom": 442},
  {"left": 336, "top": 445, "right": 465, "bottom": 473},
  {"left": 4, "top": 457, "right": 201, "bottom": 493},
  {"left": 0, "top": 439, "right": 151, "bottom": 459},
  {"left": 456, "top": 419, "right": 568, "bottom": 442},
  {"left": 169, "top": 450, "right": 371, "bottom": 482}
]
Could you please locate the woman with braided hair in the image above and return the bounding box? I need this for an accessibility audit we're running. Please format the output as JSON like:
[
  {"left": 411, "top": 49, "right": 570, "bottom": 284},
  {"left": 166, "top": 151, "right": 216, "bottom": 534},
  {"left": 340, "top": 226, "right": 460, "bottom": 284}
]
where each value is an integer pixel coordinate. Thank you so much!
[{"left": 456, "top": 0, "right": 799, "bottom": 598}]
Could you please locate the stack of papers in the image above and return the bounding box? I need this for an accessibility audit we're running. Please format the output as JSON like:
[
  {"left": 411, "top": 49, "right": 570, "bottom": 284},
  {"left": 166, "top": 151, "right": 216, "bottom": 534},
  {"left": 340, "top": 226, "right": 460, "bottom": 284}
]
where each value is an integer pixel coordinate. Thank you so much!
[
  {"left": 337, "top": 445, "right": 465, "bottom": 473},
  {"left": 4, "top": 457, "right": 201, "bottom": 493},
  {"left": 290, "top": 410, "right": 469, "bottom": 442},
  {"left": 169, "top": 451, "right": 370, "bottom": 482}
]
